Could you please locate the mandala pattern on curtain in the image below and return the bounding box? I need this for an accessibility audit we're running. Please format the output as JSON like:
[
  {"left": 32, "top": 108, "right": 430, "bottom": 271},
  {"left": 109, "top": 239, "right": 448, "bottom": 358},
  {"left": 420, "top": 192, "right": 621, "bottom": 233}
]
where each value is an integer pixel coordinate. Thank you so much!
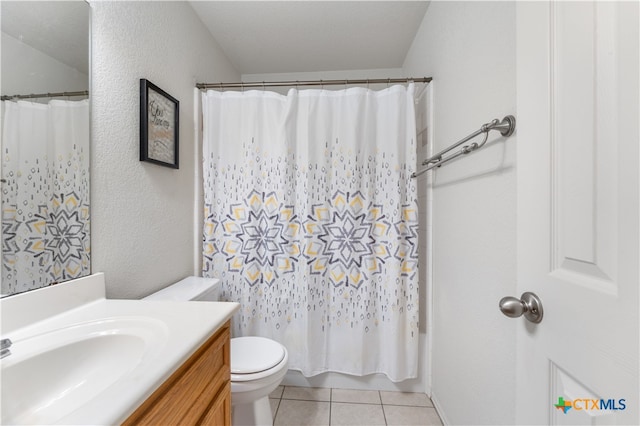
[{"left": 202, "top": 85, "right": 419, "bottom": 381}]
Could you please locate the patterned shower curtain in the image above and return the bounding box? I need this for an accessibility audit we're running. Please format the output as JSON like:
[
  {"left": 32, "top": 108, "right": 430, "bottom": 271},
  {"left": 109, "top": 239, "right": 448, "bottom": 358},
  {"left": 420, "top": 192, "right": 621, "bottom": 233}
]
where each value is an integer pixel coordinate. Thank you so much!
[
  {"left": 202, "top": 85, "right": 419, "bottom": 381},
  {"left": 1, "top": 100, "right": 90, "bottom": 295}
]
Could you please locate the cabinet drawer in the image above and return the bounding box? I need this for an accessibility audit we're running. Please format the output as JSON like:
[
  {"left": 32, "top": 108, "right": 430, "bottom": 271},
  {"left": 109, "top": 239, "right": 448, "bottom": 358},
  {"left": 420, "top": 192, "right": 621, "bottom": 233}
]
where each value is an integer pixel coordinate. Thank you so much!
[{"left": 124, "top": 321, "right": 230, "bottom": 425}]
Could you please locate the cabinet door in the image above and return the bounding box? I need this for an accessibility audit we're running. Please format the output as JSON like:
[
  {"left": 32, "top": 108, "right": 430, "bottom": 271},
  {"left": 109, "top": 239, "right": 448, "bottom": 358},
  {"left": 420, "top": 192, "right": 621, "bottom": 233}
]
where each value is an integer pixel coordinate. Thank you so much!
[
  {"left": 123, "top": 322, "right": 231, "bottom": 425},
  {"left": 200, "top": 382, "right": 231, "bottom": 426}
]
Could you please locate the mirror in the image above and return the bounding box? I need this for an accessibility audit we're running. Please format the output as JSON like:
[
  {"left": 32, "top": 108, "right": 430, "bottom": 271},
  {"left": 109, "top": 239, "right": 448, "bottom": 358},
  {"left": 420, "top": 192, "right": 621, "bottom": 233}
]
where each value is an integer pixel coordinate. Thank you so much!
[{"left": 1, "top": 1, "right": 90, "bottom": 297}]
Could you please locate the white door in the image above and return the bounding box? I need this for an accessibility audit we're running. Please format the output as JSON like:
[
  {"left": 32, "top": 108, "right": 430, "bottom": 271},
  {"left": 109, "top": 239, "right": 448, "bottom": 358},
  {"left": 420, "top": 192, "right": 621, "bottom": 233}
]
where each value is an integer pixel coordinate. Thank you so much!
[{"left": 516, "top": 2, "right": 639, "bottom": 425}]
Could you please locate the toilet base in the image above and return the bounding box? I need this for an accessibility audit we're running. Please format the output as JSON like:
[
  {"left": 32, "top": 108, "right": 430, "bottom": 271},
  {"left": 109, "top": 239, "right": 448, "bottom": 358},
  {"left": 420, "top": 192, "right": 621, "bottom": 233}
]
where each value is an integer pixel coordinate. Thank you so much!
[{"left": 232, "top": 396, "right": 273, "bottom": 426}]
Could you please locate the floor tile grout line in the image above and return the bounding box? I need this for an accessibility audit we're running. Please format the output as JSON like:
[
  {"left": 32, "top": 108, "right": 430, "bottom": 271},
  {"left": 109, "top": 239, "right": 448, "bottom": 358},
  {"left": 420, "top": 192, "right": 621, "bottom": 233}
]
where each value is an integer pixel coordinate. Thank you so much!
[
  {"left": 281, "top": 398, "right": 332, "bottom": 402},
  {"left": 382, "top": 403, "right": 435, "bottom": 408},
  {"left": 273, "top": 385, "right": 286, "bottom": 424},
  {"left": 283, "top": 397, "right": 383, "bottom": 405},
  {"left": 277, "top": 398, "right": 435, "bottom": 407},
  {"left": 272, "top": 398, "right": 281, "bottom": 423},
  {"left": 272, "top": 386, "right": 281, "bottom": 424},
  {"left": 328, "top": 388, "right": 332, "bottom": 426},
  {"left": 379, "top": 391, "right": 389, "bottom": 426}
]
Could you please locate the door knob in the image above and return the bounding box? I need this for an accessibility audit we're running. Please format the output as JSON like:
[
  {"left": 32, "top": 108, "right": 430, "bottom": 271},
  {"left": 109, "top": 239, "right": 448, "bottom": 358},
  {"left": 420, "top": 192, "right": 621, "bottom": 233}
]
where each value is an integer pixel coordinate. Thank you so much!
[{"left": 499, "top": 292, "right": 543, "bottom": 323}]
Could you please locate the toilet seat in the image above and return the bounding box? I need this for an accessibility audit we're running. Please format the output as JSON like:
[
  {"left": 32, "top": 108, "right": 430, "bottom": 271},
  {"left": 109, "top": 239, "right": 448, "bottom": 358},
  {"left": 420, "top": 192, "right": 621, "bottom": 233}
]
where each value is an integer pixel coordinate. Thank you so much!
[{"left": 231, "top": 337, "right": 286, "bottom": 382}]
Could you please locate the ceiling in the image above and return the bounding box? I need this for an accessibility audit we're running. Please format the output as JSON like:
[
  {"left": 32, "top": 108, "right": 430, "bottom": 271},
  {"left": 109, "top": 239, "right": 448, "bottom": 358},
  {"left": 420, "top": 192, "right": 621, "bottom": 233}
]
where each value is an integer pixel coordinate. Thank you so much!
[
  {"left": 1, "top": 1, "right": 89, "bottom": 75},
  {"left": 190, "top": 1, "right": 430, "bottom": 75},
  {"left": 0, "top": 1, "right": 428, "bottom": 78}
]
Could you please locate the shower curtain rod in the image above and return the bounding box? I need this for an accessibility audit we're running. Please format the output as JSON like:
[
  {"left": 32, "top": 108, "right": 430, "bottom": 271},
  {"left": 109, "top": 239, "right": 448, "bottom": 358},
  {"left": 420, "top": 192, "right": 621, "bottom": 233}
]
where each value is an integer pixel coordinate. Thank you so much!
[
  {"left": 196, "top": 77, "right": 432, "bottom": 90},
  {"left": 1, "top": 90, "right": 89, "bottom": 101}
]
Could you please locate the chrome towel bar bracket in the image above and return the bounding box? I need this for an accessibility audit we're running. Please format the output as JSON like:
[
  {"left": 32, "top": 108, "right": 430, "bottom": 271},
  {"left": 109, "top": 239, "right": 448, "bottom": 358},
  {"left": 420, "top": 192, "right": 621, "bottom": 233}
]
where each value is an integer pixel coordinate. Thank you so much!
[
  {"left": 412, "top": 115, "right": 516, "bottom": 178},
  {"left": 1, "top": 338, "right": 12, "bottom": 359}
]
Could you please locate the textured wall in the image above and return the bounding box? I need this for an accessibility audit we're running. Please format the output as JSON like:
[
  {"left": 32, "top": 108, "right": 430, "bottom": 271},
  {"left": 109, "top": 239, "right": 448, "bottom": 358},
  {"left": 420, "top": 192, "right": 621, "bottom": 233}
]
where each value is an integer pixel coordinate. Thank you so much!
[
  {"left": 403, "top": 2, "right": 517, "bottom": 424},
  {"left": 91, "top": 1, "right": 238, "bottom": 298}
]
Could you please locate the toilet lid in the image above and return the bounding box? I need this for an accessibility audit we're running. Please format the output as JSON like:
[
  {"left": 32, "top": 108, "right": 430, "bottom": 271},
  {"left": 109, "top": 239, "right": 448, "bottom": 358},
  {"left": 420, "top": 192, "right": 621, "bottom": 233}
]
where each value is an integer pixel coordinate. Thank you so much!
[{"left": 231, "top": 337, "right": 286, "bottom": 374}]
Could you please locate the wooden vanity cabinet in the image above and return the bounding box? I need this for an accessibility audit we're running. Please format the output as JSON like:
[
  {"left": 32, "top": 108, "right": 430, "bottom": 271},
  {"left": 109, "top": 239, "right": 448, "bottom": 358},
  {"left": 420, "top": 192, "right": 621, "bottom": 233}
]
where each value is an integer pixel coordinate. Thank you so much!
[{"left": 123, "top": 320, "right": 231, "bottom": 426}]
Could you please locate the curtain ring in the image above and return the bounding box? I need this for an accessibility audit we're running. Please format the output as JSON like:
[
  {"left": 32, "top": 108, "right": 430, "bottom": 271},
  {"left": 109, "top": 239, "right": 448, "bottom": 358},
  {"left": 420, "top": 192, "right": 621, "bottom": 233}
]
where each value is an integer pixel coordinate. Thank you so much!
[
  {"left": 219, "top": 83, "right": 224, "bottom": 92},
  {"left": 367, "top": 79, "right": 370, "bottom": 90},
  {"left": 320, "top": 79, "right": 323, "bottom": 90},
  {"left": 387, "top": 78, "right": 391, "bottom": 88},
  {"left": 296, "top": 80, "right": 300, "bottom": 89},
  {"left": 262, "top": 81, "right": 265, "bottom": 91},
  {"left": 241, "top": 82, "right": 244, "bottom": 92}
]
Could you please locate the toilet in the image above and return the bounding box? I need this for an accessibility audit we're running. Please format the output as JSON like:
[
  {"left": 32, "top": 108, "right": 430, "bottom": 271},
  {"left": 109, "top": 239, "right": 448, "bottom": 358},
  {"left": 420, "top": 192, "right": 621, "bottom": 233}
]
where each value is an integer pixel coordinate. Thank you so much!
[{"left": 143, "top": 276, "right": 289, "bottom": 426}]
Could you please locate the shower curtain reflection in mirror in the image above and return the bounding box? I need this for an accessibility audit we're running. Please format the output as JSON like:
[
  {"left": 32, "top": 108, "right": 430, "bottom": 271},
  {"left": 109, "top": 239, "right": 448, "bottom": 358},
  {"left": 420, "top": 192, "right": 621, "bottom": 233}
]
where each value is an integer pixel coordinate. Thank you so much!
[{"left": 1, "top": 100, "right": 90, "bottom": 296}]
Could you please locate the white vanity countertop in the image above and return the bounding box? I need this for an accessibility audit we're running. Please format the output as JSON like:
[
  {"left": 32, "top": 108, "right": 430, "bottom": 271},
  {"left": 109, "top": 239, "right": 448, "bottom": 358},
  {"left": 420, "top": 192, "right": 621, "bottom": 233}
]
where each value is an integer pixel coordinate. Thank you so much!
[{"left": 0, "top": 273, "right": 239, "bottom": 425}]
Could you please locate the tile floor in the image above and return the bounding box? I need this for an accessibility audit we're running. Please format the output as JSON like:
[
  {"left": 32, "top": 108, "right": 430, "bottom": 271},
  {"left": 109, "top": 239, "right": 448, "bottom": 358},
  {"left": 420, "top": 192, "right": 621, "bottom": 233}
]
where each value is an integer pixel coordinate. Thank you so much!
[{"left": 267, "top": 386, "right": 442, "bottom": 426}]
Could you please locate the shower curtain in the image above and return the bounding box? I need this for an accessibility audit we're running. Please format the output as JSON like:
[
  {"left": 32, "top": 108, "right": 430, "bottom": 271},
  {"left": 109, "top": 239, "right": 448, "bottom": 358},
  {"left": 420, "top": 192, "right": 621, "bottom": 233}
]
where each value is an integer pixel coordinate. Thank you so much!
[
  {"left": 1, "top": 100, "right": 90, "bottom": 295},
  {"left": 202, "top": 85, "right": 419, "bottom": 381}
]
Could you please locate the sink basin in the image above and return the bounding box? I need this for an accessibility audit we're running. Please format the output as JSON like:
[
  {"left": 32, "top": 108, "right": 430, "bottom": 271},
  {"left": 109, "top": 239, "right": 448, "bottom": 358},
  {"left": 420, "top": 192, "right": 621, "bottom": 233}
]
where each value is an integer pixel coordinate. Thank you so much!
[
  {"left": 1, "top": 317, "right": 168, "bottom": 425},
  {"left": 0, "top": 273, "right": 239, "bottom": 425}
]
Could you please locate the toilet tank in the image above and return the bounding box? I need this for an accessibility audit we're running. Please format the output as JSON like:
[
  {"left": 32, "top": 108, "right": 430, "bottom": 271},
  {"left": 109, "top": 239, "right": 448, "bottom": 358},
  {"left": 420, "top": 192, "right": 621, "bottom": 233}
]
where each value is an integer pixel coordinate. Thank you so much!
[{"left": 142, "top": 276, "right": 221, "bottom": 301}]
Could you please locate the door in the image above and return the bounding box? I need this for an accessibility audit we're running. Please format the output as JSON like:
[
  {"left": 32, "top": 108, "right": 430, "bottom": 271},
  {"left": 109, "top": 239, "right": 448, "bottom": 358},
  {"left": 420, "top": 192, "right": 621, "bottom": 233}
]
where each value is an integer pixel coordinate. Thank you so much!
[{"left": 516, "top": 2, "right": 638, "bottom": 424}]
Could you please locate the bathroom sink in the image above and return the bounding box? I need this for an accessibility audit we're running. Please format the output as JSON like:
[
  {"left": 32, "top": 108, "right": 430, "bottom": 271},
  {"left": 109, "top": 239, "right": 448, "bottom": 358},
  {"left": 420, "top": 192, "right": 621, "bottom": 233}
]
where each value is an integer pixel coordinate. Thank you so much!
[
  {"left": 0, "top": 273, "right": 239, "bottom": 424},
  {"left": 1, "top": 317, "right": 168, "bottom": 425}
]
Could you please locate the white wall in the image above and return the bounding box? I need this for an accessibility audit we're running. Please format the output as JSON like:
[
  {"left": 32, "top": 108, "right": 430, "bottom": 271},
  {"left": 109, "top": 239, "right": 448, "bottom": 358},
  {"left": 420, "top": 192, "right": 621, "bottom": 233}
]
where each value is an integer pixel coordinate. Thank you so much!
[
  {"left": 403, "top": 2, "right": 517, "bottom": 424},
  {"left": 91, "top": 1, "right": 239, "bottom": 299},
  {"left": 1, "top": 32, "right": 88, "bottom": 97}
]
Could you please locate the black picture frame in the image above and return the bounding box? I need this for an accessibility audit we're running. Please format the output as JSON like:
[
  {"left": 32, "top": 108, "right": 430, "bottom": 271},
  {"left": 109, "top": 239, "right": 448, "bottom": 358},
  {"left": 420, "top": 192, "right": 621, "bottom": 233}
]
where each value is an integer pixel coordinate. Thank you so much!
[{"left": 140, "top": 79, "right": 179, "bottom": 169}]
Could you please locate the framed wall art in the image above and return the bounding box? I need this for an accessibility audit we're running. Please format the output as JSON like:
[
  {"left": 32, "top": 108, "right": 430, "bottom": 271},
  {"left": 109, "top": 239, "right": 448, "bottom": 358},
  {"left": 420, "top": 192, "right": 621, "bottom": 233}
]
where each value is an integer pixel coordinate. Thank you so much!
[{"left": 140, "top": 79, "right": 179, "bottom": 169}]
